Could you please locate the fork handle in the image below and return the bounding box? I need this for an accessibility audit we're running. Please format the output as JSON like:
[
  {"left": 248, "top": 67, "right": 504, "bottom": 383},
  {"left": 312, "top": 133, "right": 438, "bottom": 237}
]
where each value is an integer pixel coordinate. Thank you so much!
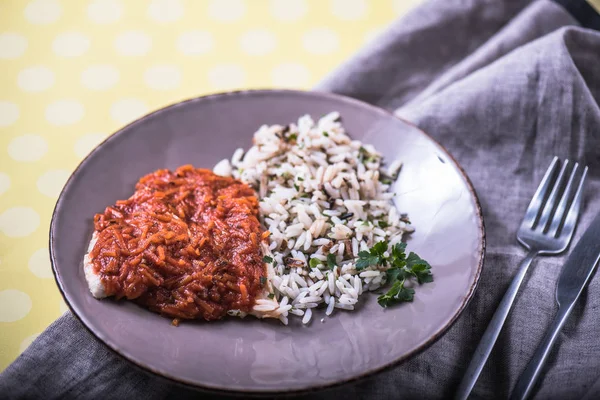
[
  {"left": 455, "top": 250, "right": 538, "bottom": 400},
  {"left": 510, "top": 301, "right": 575, "bottom": 400}
]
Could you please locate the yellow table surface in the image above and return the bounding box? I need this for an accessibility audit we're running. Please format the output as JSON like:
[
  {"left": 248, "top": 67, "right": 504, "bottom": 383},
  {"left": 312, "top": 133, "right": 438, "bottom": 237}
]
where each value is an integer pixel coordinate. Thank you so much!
[{"left": 0, "top": 0, "right": 422, "bottom": 371}]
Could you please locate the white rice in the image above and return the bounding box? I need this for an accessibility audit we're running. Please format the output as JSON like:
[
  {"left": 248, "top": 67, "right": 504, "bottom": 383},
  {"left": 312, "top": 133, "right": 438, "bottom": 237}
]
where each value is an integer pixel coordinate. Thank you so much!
[{"left": 214, "top": 112, "right": 412, "bottom": 325}]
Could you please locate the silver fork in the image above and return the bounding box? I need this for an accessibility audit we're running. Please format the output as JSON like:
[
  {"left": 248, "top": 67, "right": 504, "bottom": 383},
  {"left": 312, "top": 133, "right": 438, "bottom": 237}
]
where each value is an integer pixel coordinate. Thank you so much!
[{"left": 455, "top": 156, "right": 588, "bottom": 400}]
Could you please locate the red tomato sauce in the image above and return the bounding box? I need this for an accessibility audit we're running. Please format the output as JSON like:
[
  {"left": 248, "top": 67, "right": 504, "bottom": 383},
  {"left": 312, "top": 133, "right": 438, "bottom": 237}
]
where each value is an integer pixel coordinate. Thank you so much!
[{"left": 89, "top": 165, "right": 266, "bottom": 321}]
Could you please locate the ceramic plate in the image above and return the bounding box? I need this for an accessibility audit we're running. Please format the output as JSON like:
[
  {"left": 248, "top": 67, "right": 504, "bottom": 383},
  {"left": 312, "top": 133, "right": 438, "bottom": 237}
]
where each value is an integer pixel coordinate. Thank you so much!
[{"left": 50, "top": 90, "right": 485, "bottom": 394}]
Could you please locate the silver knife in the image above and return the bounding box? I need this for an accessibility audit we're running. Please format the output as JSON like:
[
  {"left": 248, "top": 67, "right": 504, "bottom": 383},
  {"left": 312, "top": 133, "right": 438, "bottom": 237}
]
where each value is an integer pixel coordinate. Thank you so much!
[{"left": 510, "top": 211, "right": 600, "bottom": 400}]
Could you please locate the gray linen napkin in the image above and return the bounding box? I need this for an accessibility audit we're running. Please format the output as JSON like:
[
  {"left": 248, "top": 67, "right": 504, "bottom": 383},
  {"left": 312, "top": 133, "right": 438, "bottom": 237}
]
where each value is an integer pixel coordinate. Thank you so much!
[{"left": 1, "top": 0, "right": 599, "bottom": 399}]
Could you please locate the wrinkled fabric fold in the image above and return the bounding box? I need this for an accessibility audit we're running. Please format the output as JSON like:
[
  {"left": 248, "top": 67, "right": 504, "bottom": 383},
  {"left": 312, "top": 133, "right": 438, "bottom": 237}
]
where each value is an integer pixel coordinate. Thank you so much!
[{"left": 2, "top": 0, "right": 600, "bottom": 399}]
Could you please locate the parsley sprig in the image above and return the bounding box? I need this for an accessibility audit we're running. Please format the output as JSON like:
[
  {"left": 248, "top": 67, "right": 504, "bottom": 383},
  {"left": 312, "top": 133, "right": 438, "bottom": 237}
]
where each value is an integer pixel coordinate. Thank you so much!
[{"left": 356, "top": 240, "right": 433, "bottom": 308}]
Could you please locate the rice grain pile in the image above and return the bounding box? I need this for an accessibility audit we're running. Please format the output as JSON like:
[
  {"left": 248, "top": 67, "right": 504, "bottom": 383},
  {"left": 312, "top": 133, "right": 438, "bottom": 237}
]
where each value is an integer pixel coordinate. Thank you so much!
[{"left": 213, "top": 113, "right": 413, "bottom": 324}]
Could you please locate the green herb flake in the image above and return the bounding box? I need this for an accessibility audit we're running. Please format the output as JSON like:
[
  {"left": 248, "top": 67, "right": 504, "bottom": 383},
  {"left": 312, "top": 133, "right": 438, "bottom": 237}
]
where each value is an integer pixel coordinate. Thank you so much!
[
  {"left": 378, "top": 220, "right": 389, "bottom": 229},
  {"left": 323, "top": 132, "right": 329, "bottom": 137},
  {"left": 268, "top": 293, "right": 275, "bottom": 299},
  {"left": 365, "top": 155, "right": 378, "bottom": 164},
  {"left": 297, "top": 177, "right": 304, "bottom": 181},
  {"left": 326, "top": 254, "right": 337, "bottom": 270},
  {"left": 262, "top": 256, "right": 273, "bottom": 263},
  {"left": 294, "top": 183, "right": 300, "bottom": 191},
  {"left": 309, "top": 258, "right": 322, "bottom": 268},
  {"left": 260, "top": 276, "right": 267, "bottom": 285}
]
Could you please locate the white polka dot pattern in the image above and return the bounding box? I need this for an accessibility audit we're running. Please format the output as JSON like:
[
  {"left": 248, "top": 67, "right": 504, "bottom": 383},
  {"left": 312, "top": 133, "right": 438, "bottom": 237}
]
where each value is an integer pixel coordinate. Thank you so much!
[
  {"left": 52, "top": 32, "right": 90, "bottom": 57},
  {"left": 114, "top": 31, "right": 152, "bottom": 56},
  {"left": 144, "top": 65, "right": 182, "bottom": 90},
  {"left": 45, "top": 100, "right": 85, "bottom": 126},
  {"left": 208, "top": 64, "right": 246, "bottom": 90},
  {"left": 148, "top": 0, "right": 184, "bottom": 23},
  {"left": 36, "top": 170, "right": 70, "bottom": 198},
  {"left": 0, "top": 290, "right": 32, "bottom": 322},
  {"left": 74, "top": 133, "right": 108, "bottom": 159},
  {"left": 28, "top": 248, "right": 53, "bottom": 279},
  {"left": 0, "top": 173, "right": 10, "bottom": 195},
  {"left": 19, "top": 334, "right": 40, "bottom": 353},
  {"left": 87, "top": 0, "right": 123, "bottom": 24},
  {"left": 270, "top": 0, "right": 308, "bottom": 21},
  {"left": 177, "top": 31, "right": 214, "bottom": 55},
  {"left": 0, "top": 207, "right": 40, "bottom": 238},
  {"left": 209, "top": 0, "right": 246, "bottom": 22},
  {"left": 0, "top": 33, "right": 28, "bottom": 60},
  {"left": 8, "top": 135, "right": 48, "bottom": 162},
  {"left": 331, "top": 0, "right": 368, "bottom": 20},
  {"left": 271, "top": 63, "right": 311, "bottom": 87},
  {"left": 302, "top": 28, "right": 340, "bottom": 54},
  {"left": 24, "top": 0, "right": 62, "bottom": 25},
  {"left": 81, "top": 65, "right": 120, "bottom": 90},
  {"left": 17, "top": 66, "right": 55, "bottom": 92},
  {"left": 0, "top": 102, "right": 20, "bottom": 127},
  {"left": 240, "top": 30, "right": 277, "bottom": 56},
  {"left": 110, "top": 98, "right": 149, "bottom": 124}
]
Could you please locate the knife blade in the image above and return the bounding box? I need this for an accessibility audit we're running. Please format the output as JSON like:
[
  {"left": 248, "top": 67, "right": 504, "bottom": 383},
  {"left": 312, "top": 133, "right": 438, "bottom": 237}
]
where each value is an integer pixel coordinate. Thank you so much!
[
  {"left": 511, "top": 211, "right": 600, "bottom": 400},
  {"left": 556, "top": 211, "right": 600, "bottom": 306}
]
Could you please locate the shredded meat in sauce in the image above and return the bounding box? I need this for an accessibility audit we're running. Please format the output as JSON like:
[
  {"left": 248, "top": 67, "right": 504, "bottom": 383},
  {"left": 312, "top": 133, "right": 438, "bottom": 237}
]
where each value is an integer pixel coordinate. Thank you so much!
[{"left": 89, "top": 165, "right": 267, "bottom": 321}]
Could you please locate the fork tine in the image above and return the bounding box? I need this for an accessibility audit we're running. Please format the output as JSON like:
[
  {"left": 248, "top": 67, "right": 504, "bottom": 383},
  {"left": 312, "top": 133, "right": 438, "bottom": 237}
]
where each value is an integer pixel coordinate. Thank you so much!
[
  {"left": 521, "top": 157, "right": 560, "bottom": 229},
  {"left": 536, "top": 159, "right": 570, "bottom": 231},
  {"left": 547, "top": 163, "right": 579, "bottom": 237},
  {"left": 559, "top": 166, "right": 588, "bottom": 239}
]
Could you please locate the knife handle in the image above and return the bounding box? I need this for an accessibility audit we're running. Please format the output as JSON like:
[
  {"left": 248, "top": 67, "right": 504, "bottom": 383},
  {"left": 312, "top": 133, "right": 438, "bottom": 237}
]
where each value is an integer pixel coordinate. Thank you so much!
[{"left": 510, "top": 301, "right": 576, "bottom": 400}]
